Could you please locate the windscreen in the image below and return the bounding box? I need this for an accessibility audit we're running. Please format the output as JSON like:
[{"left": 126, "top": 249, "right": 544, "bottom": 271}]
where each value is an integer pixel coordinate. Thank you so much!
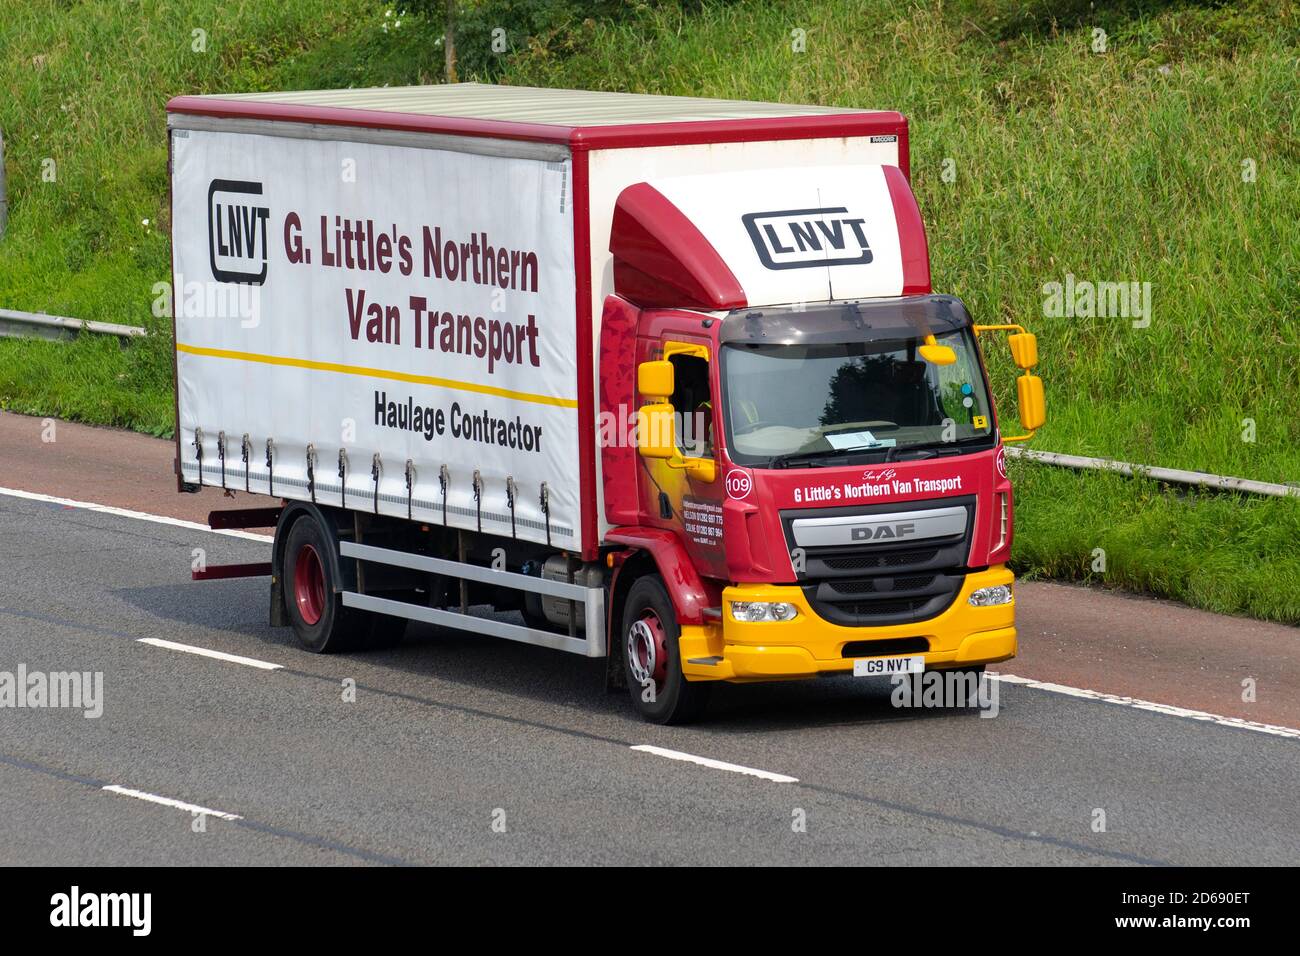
[{"left": 719, "top": 296, "right": 994, "bottom": 467}]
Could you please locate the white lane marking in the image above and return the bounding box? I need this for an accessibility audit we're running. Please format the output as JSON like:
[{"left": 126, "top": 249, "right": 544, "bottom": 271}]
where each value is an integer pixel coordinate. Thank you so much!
[
  {"left": 5, "top": 484, "right": 1299, "bottom": 743},
  {"left": 0, "top": 485, "right": 274, "bottom": 543},
  {"left": 103, "top": 784, "right": 242, "bottom": 820},
  {"left": 137, "top": 637, "right": 282, "bottom": 671},
  {"left": 991, "top": 672, "right": 1300, "bottom": 740},
  {"left": 631, "top": 744, "right": 798, "bottom": 783}
]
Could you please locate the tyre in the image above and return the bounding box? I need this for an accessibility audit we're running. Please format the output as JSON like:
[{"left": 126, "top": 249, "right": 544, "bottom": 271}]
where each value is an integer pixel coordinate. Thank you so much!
[
  {"left": 283, "top": 515, "right": 400, "bottom": 652},
  {"left": 621, "top": 575, "right": 711, "bottom": 724}
]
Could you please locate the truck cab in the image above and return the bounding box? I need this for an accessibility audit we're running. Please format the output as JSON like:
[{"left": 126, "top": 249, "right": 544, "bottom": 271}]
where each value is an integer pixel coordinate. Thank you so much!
[{"left": 600, "top": 163, "right": 1045, "bottom": 721}]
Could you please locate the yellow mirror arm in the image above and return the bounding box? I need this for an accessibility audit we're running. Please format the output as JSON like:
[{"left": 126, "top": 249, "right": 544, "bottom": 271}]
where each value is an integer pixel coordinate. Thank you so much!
[
  {"left": 973, "top": 323, "right": 1027, "bottom": 337},
  {"left": 1000, "top": 430, "right": 1036, "bottom": 444}
]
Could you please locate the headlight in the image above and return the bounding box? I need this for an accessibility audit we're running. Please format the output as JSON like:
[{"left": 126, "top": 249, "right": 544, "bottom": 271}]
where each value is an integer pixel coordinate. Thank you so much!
[
  {"left": 968, "top": 584, "right": 1013, "bottom": 607},
  {"left": 730, "top": 600, "right": 799, "bottom": 623}
]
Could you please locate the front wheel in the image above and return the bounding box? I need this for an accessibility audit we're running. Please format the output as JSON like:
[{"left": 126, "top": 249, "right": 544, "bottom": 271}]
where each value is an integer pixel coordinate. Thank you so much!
[{"left": 621, "top": 576, "right": 711, "bottom": 724}]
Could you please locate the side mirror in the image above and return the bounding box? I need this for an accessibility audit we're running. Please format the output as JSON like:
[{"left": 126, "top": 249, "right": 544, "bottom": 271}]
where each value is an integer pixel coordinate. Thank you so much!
[
  {"left": 636, "top": 402, "right": 676, "bottom": 459},
  {"left": 637, "top": 360, "right": 674, "bottom": 399},
  {"left": 1008, "top": 332, "right": 1038, "bottom": 369},
  {"left": 919, "top": 344, "right": 957, "bottom": 365},
  {"left": 919, "top": 334, "right": 957, "bottom": 366},
  {"left": 974, "top": 322, "right": 1046, "bottom": 443},
  {"left": 1017, "top": 374, "right": 1046, "bottom": 431}
]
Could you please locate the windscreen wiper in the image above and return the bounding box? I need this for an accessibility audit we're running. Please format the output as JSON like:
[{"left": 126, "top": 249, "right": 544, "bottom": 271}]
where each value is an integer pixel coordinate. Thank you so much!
[
  {"left": 767, "top": 445, "right": 891, "bottom": 469},
  {"left": 884, "top": 435, "right": 992, "bottom": 462}
]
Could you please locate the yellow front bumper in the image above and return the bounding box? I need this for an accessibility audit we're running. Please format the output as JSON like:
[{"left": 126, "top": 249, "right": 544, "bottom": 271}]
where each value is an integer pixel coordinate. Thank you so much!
[{"left": 679, "top": 565, "right": 1017, "bottom": 682}]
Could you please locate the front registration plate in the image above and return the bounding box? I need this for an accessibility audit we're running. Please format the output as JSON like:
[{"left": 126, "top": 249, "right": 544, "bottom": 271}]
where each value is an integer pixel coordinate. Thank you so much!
[{"left": 852, "top": 654, "right": 925, "bottom": 677}]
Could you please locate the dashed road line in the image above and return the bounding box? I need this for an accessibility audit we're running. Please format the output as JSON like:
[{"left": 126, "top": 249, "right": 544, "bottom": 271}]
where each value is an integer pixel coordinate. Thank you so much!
[
  {"left": 102, "top": 784, "right": 243, "bottom": 821},
  {"left": 0, "top": 750, "right": 414, "bottom": 866},
  {"left": 137, "top": 637, "right": 283, "bottom": 671},
  {"left": 631, "top": 744, "right": 799, "bottom": 783}
]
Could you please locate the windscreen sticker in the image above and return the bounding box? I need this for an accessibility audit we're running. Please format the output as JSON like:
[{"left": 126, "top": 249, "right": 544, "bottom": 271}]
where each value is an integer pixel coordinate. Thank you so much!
[{"left": 824, "top": 430, "right": 896, "bottom": 451}]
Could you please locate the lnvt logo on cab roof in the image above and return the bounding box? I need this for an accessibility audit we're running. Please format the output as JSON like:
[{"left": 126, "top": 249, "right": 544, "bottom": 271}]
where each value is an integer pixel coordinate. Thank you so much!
[{"left": 742, "top": 206, "right": 873, "bottom": 270}]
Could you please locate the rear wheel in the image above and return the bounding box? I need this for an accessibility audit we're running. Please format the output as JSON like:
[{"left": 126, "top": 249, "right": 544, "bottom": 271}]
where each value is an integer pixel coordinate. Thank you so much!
[
  {"left": 283, "top": 515, "right": 403, "bottom": 652},
  {"left": 622, "top": 576, "right": 711, "bottom": 724}
]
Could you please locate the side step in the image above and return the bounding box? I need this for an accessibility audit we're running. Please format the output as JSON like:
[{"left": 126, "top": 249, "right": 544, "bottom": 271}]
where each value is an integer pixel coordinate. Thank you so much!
[{"left": 338, "top": 541, "right": 607, "bottom": 659}]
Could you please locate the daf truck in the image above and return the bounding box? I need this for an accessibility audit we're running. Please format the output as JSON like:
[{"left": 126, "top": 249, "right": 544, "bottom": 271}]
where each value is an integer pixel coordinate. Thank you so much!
[{"left": 167, "top": 83, "right": 1045, "bottom": 723}]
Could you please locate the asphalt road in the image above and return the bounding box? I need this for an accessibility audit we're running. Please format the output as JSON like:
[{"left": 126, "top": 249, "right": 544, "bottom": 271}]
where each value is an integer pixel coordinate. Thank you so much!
[
  {"left": 1, "top": 488, "right": 1297, "bottom": 865},
  {"left": 5, "top": 410, "right": 1297, "bottom": 729}
]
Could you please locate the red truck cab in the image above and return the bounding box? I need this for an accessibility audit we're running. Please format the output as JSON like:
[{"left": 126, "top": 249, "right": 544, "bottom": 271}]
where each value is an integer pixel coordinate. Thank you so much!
[{"left": 599, "top": 163, "right": 1044, "bottom": 721}]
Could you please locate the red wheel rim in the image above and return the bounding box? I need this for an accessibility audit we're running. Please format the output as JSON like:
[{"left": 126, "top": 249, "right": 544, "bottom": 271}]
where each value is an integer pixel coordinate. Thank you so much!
[
  {"left": 293, "top": 542, "right": 327, "bottom": 625},
  {"left": 627, "top": 610, "right": 669, "bottom": 694}
]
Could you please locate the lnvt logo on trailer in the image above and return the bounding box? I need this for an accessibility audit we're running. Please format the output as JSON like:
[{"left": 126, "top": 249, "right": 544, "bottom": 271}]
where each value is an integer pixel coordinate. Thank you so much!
[
  {"left": 208, "top": 179, "right": 271, "bottom": 284},
  {"left": 742, "top": 206, "right": 873, "bottom": 270}
]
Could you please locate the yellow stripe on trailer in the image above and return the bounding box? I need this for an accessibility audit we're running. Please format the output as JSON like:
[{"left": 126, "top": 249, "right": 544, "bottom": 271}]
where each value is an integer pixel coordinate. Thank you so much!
[{"left": 175, "top": 343, "right": 580, "bottom": 409}]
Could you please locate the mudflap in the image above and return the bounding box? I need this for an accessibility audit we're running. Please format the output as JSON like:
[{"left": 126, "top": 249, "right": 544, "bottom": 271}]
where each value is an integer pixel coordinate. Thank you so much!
[
  {"left": 605, "top": 639, "right": 627, "bottom": 693},
  {"left": 269, "top": 574, "right": 288, "bottom": 627}
]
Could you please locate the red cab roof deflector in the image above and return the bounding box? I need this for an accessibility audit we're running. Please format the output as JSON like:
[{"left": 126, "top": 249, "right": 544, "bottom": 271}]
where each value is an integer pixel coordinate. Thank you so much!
[{"left": 609, "top": 183, "right": 747, "bottom": 311}]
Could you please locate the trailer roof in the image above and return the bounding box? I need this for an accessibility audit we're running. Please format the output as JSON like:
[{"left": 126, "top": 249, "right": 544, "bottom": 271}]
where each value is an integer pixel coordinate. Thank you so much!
[
  {"left": 167, "top": 82, "right": 906, "bottom": 151},
  {"left": 189, "top": 83, "right": 862, "bottom": 124}
]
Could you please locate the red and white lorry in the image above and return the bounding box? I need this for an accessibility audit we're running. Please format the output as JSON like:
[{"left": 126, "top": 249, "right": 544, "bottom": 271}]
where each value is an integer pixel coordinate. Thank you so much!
[{"left": 166, "top": 83, "right": 1045, "bottom": 723}]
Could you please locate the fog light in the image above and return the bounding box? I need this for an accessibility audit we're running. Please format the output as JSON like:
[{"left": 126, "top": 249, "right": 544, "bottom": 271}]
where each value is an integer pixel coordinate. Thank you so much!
[
  {"left": 968, "top": 584, "right": 1013, "bottom": 607},
  {"left": 731, "top": 600, "right": 799, "bottom": 622}
]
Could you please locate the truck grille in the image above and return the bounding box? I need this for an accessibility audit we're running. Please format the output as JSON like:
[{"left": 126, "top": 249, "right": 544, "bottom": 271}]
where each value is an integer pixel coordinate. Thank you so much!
[
  {"left": 782, "top": 496, "right": 976, "bottom": 627},
  {"left": 829, "top": 574, "right": 937, "bottom": 594},
  {"left": 822, "top": 548, "right": 939, "bottom": 572},
  {"left": 803, "top": 571, "right": 964, "bottom": 626}
]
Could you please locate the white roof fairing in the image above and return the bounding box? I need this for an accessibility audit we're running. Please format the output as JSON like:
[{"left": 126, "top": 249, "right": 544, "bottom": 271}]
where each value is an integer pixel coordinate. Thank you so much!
[
  {"left": 188, "top": 82, "right": 865, "bottom": 127},
  {"left": 644, "top": 164, "right": 908, "bottom": 307}
]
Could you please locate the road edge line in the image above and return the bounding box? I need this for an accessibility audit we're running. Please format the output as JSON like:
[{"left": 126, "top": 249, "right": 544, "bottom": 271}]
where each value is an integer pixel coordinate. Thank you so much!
[
  {"left": 0, "top": 485, "right": 273, "bottom": 542},
  {"left": 991, "top": 672, "right": 1300, "bottom": 740}
]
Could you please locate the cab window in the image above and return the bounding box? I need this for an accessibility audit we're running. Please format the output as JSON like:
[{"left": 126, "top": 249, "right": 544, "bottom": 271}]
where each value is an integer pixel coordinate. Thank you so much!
[{"left": 668, "top": 353, "right": 712, "bottom": 458}]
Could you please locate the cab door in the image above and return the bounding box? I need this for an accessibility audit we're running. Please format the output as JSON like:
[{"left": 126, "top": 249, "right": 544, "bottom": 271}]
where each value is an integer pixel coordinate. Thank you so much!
[{"left": 638, "top": 337, "right": 727, "bottom": 579}]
